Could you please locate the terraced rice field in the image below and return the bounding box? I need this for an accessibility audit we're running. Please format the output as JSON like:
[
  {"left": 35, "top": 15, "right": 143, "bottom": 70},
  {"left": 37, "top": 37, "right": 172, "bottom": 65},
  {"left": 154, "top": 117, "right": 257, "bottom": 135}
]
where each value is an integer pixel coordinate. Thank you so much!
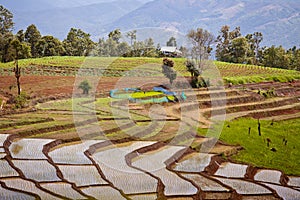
[
  {"left": 40, "top": 182, "right": 86, "bottom": 199},
  {"left": 0, "top": 135, "right": 299, "bottom": 199},
  {"left": 0, "top": 75, "right": 299, "bottom": 199},
  {"left": 58, "top": 165, "right": 108, "bottom": 187}
]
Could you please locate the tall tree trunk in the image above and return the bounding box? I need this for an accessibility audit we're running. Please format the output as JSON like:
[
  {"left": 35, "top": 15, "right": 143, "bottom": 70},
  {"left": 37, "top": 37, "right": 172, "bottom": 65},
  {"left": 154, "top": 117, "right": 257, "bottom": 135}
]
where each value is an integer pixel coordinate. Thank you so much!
[
  {"left": 15, "top": 59, "right": 21, "bottom": 95},
  {"left": 16, "top": 76, "right": 21, "bottom": 95}
]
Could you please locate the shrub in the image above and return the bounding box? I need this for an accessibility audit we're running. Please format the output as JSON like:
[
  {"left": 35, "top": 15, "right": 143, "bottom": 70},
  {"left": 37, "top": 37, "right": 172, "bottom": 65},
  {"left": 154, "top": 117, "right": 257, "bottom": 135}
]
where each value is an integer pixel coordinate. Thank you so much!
[
  {"left": 191, "top": 78, "right": 199, "bottom": 88},
  {"left": 163, "top": 58, "right": 174, "bottom": 67},
  {"left": 257, "top": 88, "right": 276, "bottom": 98},
  {"left": 190, "top": 77, "right": 211, "bottom": 88},
  {"left": 162, "top": 58, "right": 177, "bottom": 85},
  {"left": 78, "top": 80, "right": 92, "bottom": 95},
  {"left": 14, "top": 92, "right": 28, "bottom": 109}
]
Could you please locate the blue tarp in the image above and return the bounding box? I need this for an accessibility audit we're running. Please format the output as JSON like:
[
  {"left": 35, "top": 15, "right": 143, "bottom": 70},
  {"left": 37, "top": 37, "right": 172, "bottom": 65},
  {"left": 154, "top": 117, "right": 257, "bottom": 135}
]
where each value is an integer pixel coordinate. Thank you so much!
[
  {"left": 153, "top": 87, "right": 177, "bottom": 96},
  {"left": 110, "top": 87, "right": 185, "bottom": 103},
  {"left": 180, "top": 92, "right": 187, "bottom": 101}
]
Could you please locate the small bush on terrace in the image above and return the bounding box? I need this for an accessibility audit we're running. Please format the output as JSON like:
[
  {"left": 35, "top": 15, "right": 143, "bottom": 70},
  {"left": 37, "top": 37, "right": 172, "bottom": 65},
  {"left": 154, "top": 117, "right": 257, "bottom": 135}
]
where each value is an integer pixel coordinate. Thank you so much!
[
  {"left": 78, "top": 80, "right": 92, "bottom": 95},
  {"left": 14, "top": 92, "right": 28, "bottom": 109}
]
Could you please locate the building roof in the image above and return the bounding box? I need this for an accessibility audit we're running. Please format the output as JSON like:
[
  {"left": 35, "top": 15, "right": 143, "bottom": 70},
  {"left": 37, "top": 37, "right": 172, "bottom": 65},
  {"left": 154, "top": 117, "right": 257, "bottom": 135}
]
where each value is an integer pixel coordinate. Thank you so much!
[{"left": 160, "top": 46, "right": 182, "bottom": 54}]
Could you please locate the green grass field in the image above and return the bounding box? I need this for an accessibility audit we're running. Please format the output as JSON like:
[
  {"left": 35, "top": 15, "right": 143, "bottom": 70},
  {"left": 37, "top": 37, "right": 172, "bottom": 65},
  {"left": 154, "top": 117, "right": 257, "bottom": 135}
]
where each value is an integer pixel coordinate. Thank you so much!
[
  {"left": 198, "top": 118, "right": 300, "bottom": 175},
  {"left": 1, "top": 56, "right": 299, "bottom": 84}
]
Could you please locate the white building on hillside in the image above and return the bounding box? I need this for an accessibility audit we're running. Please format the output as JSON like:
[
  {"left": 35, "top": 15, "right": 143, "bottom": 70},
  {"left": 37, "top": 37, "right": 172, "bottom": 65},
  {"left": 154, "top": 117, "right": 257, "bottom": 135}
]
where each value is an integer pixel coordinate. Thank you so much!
[{"left": 160, "top": 46, "right": 182, "bottom": 57}]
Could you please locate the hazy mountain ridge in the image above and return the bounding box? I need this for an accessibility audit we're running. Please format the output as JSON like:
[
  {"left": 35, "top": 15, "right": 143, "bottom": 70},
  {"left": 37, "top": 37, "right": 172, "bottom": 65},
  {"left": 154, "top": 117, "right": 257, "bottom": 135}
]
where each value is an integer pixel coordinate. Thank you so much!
[
  {"left": 108, "top": 0, "right": 300, "bottom": 47},
  {"left": 0, "top": 0, "right": 299, "bottom": 47},
  {"left": 0, "top": 0, "right": 153, "bottom": 10},
  {"left": 0, "top": 0, "right": 145, "bottom": 39}
]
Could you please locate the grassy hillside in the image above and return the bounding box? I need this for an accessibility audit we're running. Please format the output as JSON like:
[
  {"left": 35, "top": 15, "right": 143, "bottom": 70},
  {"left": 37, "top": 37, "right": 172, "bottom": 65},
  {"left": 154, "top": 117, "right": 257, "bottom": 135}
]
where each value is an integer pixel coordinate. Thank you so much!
[
  {"left": 198, "top": 118, "right": 300, "bottom": 175},
  {"left": 1, "top": 56, "right": 300, "bottom": 84}
]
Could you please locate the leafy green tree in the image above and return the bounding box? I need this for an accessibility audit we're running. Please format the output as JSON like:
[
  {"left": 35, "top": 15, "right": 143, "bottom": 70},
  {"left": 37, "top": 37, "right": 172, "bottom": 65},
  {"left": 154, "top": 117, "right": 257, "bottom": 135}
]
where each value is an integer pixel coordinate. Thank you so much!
[
  {"left": 245, "top": 34, "right": 255, "bottom": 63},
  {"left": 97, "top": 36, "right": 131, "bottom": 57},
  {"left": 216, "top": 25, "right": 231, "bottom": 62},
  {"left": 186, "top": 28, "right": 215, "bottom": 88},
  {"left": 123, "top": 38, "right": 158, "bottom": 57},
  {"left": 216, "top": 25, "right": 241, "bottom": 62},
  {"left": 229, "top": 37, "right": 250, "bottom": 63},
  {"left": 97, "top": 38, "right": 106, "bottom": 56},
  {"left": 246, "top": 32, "right": 263, "bottom": 65},
  {"left": 252, "top": 32, "right": 263, "bottom": 64},
  {"left": 98, "top": 31, "right": 159, "bottom": 58},
  {"left": 263, "top": 45, "right": 290, "bottom": 69},
  {"left": 288, "top": 46, "right": 300, "bottom": 71},
  {"left": 126, "top": 30, "right": 137, "bottom": 46},
  {"left": 162, "top": 58, "right": 177, "bottom": 85},
  {"left": 63, "top": 28, "right": 94, "bottom": 56},
  {"left": 13, "top": 30, "right": 32, "bottom": 60},
  {"left": 293, "top": 50, "right": 300, "bottom": 71},
  {"left": 185, "top": 59, "right": 203, "bottom": 88},
  {"left": 104, "top": 38, "right": 118, "bottom": 56},
  {"left": 98, "top": 31, "right": 160, "bottom": 58},
  {"left": 16, "top": 30, "right": 25, "bottom": 42},
  {"left": 25, "top": 24, "right": 41, "bottom": 57},
  {"left": 166, "top": 36, "right": 177, "bottom": 47},
  {"left": 187, "top": 28, "right": 214, "bottom": 65},
  {"left": 263, "top": 45, "right": 277, "bottom": 68},
  {"left": 0, "top": 32, "right": 13, "bottom": 62},
  {"left": 186, "top": 60, "right": 201, "bottom": 78},
  {"left": 0, "top": 5, "right": 14, "bottom": 34},
  {"left": 117, "top": 42, "right": 131, "bottom": 56},
  {"left": 36, "top": 36, "right": 65, "bottom": 57},
  {"left": 78, "top": 80, "right": 92, "bottom": 95},
  {"left": 108, "top": 29, "right": 122, "bottom": 44},
  {"left": 179, "top": 46, "right": 188, "bottom": 57},
  {"left": 9, "top": 37, "right": 31, "bottom": 60},
  {"left": 143, "top": 38, "right": 157, "bottom": 57},
  {"left": 130, "top": 41, "right": 145, "bottom": 57},
  {"left": 1, "top": 35, "right": 31, "bottom": 63},
  {"left": 187, "top": 27, "right": 214, "bottom": 81},
  {"left": 0, "top": 5, "right": 14, "bottom": 62},
  {"left": 229, "top": 26, "right": 241, "bottom": 40}
]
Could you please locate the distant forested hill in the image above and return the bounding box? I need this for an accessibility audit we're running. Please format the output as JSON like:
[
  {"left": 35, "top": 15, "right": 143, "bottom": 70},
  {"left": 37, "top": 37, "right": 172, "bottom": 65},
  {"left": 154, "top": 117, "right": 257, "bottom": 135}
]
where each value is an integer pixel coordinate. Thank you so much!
[{"left": 0, "top": 0, "right": 299, "bottom": 47}]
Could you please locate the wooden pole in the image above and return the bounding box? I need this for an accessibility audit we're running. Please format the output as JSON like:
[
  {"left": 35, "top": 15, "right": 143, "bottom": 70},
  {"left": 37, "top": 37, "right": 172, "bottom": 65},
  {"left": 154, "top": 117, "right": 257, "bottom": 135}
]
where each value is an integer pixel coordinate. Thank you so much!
[
  {"left": 258, "top": 119, "right": 261, "bottom": 136},
  {"left": 14, "top": 56, "right": 21, "bottom": 95}
]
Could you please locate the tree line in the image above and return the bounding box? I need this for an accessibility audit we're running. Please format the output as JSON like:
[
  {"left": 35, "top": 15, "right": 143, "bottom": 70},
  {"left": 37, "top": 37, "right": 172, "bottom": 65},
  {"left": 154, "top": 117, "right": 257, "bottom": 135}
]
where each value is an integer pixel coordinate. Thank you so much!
[
  {"left": 185, "top": 26, "right": 300, "bottom": 71},
  {"left": 0, "top": 5, "right": 299, "bottom": 71},
  {"left": 0, "top": 5, "right": 172, "bottom": 63},
  {"left": 215, "top": 26, "right": 300, "bottom": 70}
]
